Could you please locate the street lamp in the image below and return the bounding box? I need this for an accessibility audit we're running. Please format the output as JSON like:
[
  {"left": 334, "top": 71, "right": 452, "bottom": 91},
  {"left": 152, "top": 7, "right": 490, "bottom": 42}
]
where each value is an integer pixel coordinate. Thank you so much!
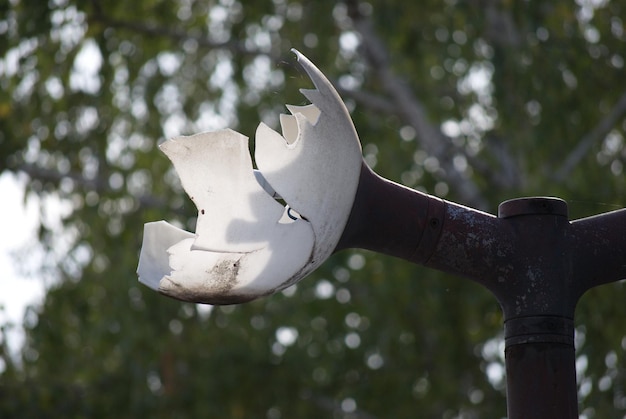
[
  {"left": 138, "top": 50, "right": 626, "bottom": 418},
  {"left": 138, "top": 50, "right": 362, "bottom": 304}
]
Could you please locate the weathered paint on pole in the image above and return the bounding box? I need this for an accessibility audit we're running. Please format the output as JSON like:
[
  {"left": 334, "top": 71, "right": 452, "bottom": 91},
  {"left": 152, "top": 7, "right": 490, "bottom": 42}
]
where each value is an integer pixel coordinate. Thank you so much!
[{"left": 335, "top": 164, "right": 626, "bottom": 418}]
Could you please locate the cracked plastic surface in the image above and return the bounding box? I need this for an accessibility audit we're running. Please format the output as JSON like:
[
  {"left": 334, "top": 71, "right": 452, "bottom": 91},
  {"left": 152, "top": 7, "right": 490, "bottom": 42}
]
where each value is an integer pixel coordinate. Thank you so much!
[{"left": 137, "top": 50, "right": 362, "bottom": 304}]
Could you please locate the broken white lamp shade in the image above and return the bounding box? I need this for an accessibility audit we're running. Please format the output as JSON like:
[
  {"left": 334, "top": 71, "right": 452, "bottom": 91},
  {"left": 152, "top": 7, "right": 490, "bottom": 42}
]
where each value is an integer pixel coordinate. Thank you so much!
[{"left": 137, "top": 50, "right": 363, "bottom": 304}]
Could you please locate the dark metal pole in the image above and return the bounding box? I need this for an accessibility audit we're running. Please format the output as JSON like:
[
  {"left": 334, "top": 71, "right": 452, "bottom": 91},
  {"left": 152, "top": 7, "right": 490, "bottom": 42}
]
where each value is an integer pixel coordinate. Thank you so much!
[
  {"left": 336, "top": 164, "right": 626, "bottom": 418},
  {"left": 504, "top": 337, "right": 577, "bottom": 418}
]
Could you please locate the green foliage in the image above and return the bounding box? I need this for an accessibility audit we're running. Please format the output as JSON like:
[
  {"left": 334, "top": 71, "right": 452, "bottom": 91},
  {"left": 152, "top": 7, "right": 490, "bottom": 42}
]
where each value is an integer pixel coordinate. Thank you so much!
[{"left": 1, "top": 0, "right": 625, "bottom": 417}]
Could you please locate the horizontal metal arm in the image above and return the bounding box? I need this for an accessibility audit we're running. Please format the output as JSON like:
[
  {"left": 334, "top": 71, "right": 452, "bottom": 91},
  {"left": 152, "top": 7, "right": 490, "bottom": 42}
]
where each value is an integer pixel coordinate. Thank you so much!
[
  {"left": 334, "top": 163, "right": 625, "bottom": 419},
  {"left": 571, "top": 208, "right": 626, "bottom": 291},
  {"left": 334, "top": 162, "right": 444, "bottom": 263}
]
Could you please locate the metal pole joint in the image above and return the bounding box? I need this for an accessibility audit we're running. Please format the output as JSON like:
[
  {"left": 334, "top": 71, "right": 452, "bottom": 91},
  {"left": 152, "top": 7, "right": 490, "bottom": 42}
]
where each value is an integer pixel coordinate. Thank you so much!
[{"left": 504, "top": 316, "right": 574, "bottom": 347}]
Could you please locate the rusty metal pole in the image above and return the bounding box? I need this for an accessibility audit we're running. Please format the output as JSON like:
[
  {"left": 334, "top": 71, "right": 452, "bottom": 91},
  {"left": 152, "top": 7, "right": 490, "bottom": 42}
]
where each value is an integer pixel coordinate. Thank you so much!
[{"left": 336, "top": 164, "right": 626, "bottom": 418}]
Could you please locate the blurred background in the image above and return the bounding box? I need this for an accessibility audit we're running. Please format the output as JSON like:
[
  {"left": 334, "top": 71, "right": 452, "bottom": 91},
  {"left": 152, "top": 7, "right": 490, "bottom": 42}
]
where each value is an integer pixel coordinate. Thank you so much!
[{"left": 1, "top": 0, "right": 625, "bottom": 417}]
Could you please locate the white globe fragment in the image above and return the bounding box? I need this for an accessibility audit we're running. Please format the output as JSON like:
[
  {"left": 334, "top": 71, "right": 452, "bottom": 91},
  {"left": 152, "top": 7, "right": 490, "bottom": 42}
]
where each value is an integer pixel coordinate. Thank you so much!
[
  {"left": 138, "top": 130, "right": 315, "bottom": 304},
  {"left": 255, "top": 50, "right": 362, "bottom": 268},
  {"left": 137, "top": 49, "right": 363, "bottom": 304}
]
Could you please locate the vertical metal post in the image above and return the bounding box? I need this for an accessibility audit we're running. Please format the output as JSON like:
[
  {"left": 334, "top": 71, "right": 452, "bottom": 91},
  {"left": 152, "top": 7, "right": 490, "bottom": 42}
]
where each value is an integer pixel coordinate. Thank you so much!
[
  {"left": 423, "top": 197, "right": 581, "bottom": 418},
  {"left": 505, "top": 340, "right": 577, "bottom": 418},
  {"left": 496, "top": 199, "right": 578, "bottom": 418},
  {"left": 336, "top": 165, "right": 626, "bottom": 417}
]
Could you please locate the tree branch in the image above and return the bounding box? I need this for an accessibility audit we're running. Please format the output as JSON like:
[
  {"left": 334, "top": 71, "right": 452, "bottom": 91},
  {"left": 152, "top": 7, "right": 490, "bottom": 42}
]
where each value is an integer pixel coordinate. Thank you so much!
[
  {"left": 481, "top": 0, "right": 522, "bottom": 48},
  {"left": 554, "top": 91, "right": 626, "bottom": 182},
  {"left": 337, "top": 86, "right": 398, "bottom": 115},
  {"left": 344, "top": 0, "right": 489, "bottom": 209},
  {"left": 13, "top": 163, "right": 186, "bottom": 216},
  {"left": 88, "top": 0, "right": 279, "bottom": 61}
]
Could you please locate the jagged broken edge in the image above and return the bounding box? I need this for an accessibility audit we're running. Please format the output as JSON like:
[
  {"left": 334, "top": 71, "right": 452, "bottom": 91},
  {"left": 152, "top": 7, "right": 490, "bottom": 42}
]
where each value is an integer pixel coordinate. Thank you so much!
[{"left": 290, "top": 49, "right": 361, "bottom": 154}]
